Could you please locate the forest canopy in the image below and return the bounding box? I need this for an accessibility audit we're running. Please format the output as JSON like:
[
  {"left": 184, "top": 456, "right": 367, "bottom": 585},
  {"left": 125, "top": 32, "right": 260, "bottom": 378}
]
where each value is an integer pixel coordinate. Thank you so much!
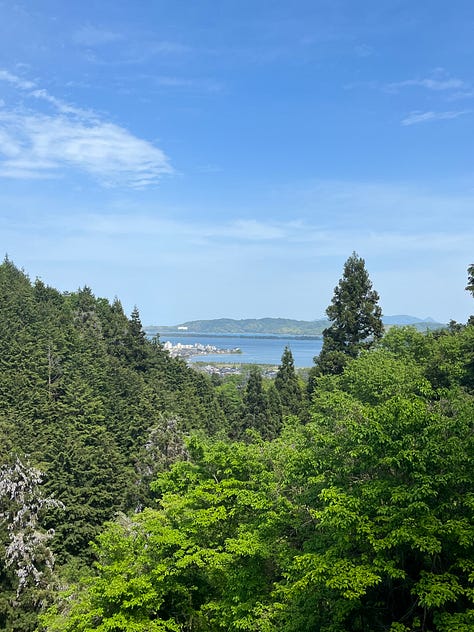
[{"left": 0, "top": 257, "right": 473, "bottom": 632}]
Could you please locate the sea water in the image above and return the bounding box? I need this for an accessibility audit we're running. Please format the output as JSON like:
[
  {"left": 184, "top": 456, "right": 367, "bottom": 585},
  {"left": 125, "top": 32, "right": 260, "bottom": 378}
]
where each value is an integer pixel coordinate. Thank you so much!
[{"left": 152, "top": 333, "right": 323, "bottom": 368}]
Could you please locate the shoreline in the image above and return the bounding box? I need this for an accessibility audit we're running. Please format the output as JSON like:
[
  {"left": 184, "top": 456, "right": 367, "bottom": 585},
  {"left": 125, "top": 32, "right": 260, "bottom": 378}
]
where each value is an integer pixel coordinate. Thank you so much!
[{"left": 146, "top": 330, "right": 323, "bottom": 341}]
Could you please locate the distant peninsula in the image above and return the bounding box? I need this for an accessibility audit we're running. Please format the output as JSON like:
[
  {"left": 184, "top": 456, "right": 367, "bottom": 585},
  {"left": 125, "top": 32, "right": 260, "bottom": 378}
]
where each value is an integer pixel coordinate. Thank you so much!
[{"left": 146, "top": 316, "right": 445, "bottom": 336}]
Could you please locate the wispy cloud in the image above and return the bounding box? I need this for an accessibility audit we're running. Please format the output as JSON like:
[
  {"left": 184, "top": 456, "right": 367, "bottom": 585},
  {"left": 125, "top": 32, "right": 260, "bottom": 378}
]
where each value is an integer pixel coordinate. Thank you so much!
[
  {"left": 0, "top": 69, "right": 36, "bottom": 90},
  {"left": 78, "top": 39, "right": 192, "bottom": 66},
  {"left": 73, "top": 25, "right": 123, "bottom": 47},
  {"left": 30, "top": 89, "right": 96, "bottom": 118},
  {"left": 354, "top": 44, "right": 374, "bottom": 58},
  {"left": 0, "top": 69, "right": 173, "bottom": 187},
  {"left": 401, "top": 110, "right": 470, "bottom": 126},
  {"left": 3, "top": 180, "right": 472, "bottom": 323},
  {"left": 146, "top": 41, "right": 191, "bottom": 55},
  {"left": 446, "top": 90, "right": 474, "bottom": 101},
  {"left": 0, "top": 111, "right": 172, "bottom": 186},
  {"left": 48, "top": 212, "right": 472, "bottom": 261},
  {"left": 151, "top": 75, "right": 223, "bottom": 92},
  {"left": 388, "top": 77, "right": 466, "bottom": 92}
]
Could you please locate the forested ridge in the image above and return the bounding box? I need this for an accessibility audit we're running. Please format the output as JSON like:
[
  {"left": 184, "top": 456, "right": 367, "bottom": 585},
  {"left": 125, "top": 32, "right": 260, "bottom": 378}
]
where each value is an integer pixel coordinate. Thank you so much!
[
  {"left": 1, "top": 255, "right": 474, "bottom": 632},
  {"left": 151, "top": 316, "right": 443, "bottom": 336}
]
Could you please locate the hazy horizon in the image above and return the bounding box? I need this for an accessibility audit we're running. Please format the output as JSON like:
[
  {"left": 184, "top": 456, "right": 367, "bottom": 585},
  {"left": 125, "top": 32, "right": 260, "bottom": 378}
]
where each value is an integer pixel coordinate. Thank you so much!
[
  {"left": 1, "top": 2, "right": 473, "bottom": 324},
  {"left": 147, "top": 314, "right": 446, "bottom": 328}
]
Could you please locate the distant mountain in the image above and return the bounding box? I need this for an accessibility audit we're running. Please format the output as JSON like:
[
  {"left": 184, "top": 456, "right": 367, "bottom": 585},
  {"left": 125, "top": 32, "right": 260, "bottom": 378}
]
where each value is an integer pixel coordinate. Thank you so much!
[
  {"left": 146, "top": 316, "right": 445, "bottom": 336},
  {"left": 382, "top": 315, "right": 439, "bottom": 325},
  {"left": 148, "top": 318, "right": 329, "bottom": 336}
]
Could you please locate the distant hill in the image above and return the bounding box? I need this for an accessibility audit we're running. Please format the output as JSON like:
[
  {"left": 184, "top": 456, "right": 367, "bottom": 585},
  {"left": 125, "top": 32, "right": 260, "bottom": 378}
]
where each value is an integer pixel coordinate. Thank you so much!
[
  {"left": 146, "top": 316, "right": 445, "bottom": 336},
  {"left": 382, "top": 315, "right": 438, "bottom": 325}
]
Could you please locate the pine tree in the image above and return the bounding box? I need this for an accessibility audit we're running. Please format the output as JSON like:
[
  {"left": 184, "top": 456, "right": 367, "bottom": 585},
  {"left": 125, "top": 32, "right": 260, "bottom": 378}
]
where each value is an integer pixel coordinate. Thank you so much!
[{"left": 314, "top": 252, "right": 383, "bottom": 376}]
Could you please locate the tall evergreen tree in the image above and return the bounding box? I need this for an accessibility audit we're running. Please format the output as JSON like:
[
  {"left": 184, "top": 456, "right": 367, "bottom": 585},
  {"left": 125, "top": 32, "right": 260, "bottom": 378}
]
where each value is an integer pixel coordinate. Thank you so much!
[
  {"left": 124, "top": 306, "right": 149, "bottom": 371},
  {"left": 466, "top": 263, "right": 474, "bottom": 298},
  {"left": 267, "top": 383, "right": 283, "bottom": 434},
  {"left": 274, "top": 346, "right": 303, "bottom": 418},
  {"left": 241, "top": 367, "right": 274, "bottom": 439},
  {"left": 313, "top": 252, "right": 383, "bottom": 377}
]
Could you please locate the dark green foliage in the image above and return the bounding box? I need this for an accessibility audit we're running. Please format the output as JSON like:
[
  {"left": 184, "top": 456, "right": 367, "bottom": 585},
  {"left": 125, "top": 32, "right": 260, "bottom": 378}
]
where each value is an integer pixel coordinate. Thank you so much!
[
  {"left": 0, "top": 260, "right": 227, "bottom": 630},
  {"left": 241, "top": 367, "right": 276, "bottom": 439},
  {"left": 266, "top": 383, "right": 283, "bottom": 433},
  {"left": 313, "top": 252, "right": 383, "bottom": 377},
  {"left": 123, "top": 305, "right": 149, "bottom": 370},
  {"left": 274, "top": 347, "right": 304, "bottom": 418},
  {"left": 466, "top": 263, "right": 474, "bottom": 297},
  {"left": 216, "top": 378, "right": 243, "bottom": 437}
]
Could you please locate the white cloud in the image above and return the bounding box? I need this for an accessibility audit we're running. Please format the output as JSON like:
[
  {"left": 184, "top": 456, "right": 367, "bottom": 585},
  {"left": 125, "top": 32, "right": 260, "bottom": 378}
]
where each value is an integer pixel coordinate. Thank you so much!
[
  {"left": 0, "top": 111, "right": 172, "bottom": 187},
  {"left": 0, "top": 69, "right": 36, "bottom": 90},
  {"left": 0, "top": 69, "right": 173, "bottom": 187},
  {"left": 401, "top": 110, "right": 470, "bottom": 126},
  {"left": 447, "top": 90, "right": 474, "bottom": 101},
  {"left": 30, "top": 89, "right": 96, "bottom": 119}
]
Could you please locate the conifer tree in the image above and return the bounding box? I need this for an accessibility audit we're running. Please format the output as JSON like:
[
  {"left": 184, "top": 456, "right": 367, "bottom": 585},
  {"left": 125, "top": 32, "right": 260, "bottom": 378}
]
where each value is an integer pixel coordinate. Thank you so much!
[
  {"left": 274, "top": 346, "right": 303, "bottom": 418},
  {"left": 314, "top": 252, "right": 383, "bottom": 376},
  {"left": 466, "top": 263, "right": 474, "bottom": 298},
  {"left": 241, "top": 367, "right": 274, "bottom": 439},
  {"left": 267, "top": 383, "right": 283, "bottom": 433},
  {"left": 124, "top": 306, "right": 148, "bottom": 371}
]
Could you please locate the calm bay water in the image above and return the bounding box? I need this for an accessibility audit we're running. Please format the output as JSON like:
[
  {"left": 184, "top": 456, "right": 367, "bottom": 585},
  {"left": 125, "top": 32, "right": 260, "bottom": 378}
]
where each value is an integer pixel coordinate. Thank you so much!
[{"left": 155, "top": 333, "right": 323, "bottom": 367}]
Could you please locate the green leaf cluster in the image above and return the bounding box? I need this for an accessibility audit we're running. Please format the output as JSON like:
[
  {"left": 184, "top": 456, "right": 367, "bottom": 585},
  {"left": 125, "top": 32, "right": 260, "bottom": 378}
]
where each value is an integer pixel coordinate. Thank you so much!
[{"left": 42, "top": 331, "right": 474, "bottom": 630}]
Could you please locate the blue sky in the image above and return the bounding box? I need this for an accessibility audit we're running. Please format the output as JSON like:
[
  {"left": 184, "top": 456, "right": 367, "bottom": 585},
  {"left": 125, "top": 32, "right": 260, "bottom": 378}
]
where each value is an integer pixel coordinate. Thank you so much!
[{"left": 0, "top": 0, "right": 473, "bottom": 324}]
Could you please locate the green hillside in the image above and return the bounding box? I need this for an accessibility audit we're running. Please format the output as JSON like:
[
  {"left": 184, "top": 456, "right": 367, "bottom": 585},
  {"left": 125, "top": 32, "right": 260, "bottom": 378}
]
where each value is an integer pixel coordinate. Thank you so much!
[
  {"left": 148, "top": 315, "right": 445, "bottom": 335},
  {"left": 1, "top": 258, "right": 473, "bottom": 632}
]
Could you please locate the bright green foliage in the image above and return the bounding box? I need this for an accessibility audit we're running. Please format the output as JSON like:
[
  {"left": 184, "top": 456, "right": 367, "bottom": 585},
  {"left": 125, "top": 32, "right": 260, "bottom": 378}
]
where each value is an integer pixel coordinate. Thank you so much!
[
  {"left": 280, "top": 356, "right": 474, "bottom": 632},
  {"left": 381, "top": 324, "right": 474, "bottom": 393},
  {"left": 340, "top": 348, "right": 433, "bottom": 404},
  {"left": 42, "top": 338, "right": 474, "bottom": 631},
  {"left": 40, "top": 437, "right": 294, "bottom": 632},
  {"left": 380, "top": 325, "right": 432, "bottom": 364},
  {"left": 313, "top": 252, "right": 383, "bottom": 376}
]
